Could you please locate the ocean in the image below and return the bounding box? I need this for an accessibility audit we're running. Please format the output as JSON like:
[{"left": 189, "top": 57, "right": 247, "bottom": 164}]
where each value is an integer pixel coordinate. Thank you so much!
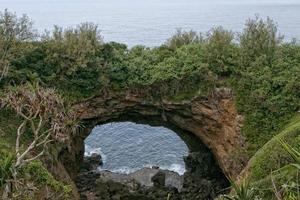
[
  {"left": 85, "top": 122, "right": 189, "bottom": 175},
  {"left": 1, "top": 0, "right": 300, "bottom": 47}
]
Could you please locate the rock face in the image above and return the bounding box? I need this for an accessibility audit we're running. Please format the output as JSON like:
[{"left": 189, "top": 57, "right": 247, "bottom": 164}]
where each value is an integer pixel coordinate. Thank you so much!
[
  {"left": 59, "top": 87, "right": 246, "bottom": 200},
  {"left": 76, "top": 168, "right": 183, "bottom": 200},
  {"left": 81, "top": 153, "right": 103, "bottom": 172},
  {"left": 69, "top": 87, "right": 245, "bottom": 178},
  {"left": 98, "top": 167, "right": 183, "bottom": 190},
  {"left": 75, "top": 142, "right": 229, "bottom": 200},
  {"left": 182, "top": 151, "right": 228, "bottom": 199}
]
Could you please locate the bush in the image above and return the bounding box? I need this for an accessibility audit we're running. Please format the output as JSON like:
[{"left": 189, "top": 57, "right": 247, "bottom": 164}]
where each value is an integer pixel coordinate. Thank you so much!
[
  {"left": 205, "top": 27, "right": 237, "bottom": 76},
  {"left": 166, "top": 29, "right": 203, "bottom": 50}
]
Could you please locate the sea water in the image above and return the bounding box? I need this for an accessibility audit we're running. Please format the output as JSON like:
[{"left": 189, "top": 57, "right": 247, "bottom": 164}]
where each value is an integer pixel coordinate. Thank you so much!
[
  {"left": 84, "top": 122, "right": 189, "bottom": 175},
  {"left": 1, "top": 0, "right": 300, "bottom": 47}
]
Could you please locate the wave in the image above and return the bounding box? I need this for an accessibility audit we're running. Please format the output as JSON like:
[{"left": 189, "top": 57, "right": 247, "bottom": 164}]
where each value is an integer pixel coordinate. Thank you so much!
[
  {"left": 160, "top": 163, "right": 186, "bottom": 175},
  {"left": 84, "top": 145, "right": 107, "bottom": 162},
  {"left": 84, "top": 122, "right": 188, "bottom": 176},
  {"left": 98, "top": 163, "right": 186, "bottom": 175}
]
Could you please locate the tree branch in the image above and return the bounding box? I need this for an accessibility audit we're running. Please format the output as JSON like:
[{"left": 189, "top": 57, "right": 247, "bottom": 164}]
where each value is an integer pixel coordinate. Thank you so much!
[{"left": 15, "top": 121, "right": 27, "bottom": 157}]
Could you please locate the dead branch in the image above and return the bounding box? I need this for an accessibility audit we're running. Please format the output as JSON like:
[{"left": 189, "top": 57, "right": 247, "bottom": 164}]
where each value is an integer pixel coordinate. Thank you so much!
[{"left": 1, "top": 83, "right": 78, "bottom": 169}]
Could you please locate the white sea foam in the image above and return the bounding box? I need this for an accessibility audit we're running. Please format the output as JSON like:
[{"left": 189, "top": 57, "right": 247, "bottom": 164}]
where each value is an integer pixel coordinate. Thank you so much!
[
  {"left": 160, "top": 163, "right": 186, "bottom": 175},
  {"left": 98, "top": 163, "right": 186, "bottom": 175},
  {"left": 85, "top": 122, "right": 189, "bottom": 176},
  {"left": 109, "top": 166, "right": 139, "bottom": 174},
  {"left": 84, "top": 146, "right": 107, "bottom": 163}
]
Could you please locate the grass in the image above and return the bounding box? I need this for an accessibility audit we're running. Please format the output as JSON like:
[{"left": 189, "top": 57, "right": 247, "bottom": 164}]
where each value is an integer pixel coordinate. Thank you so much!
[
  {"left": 236, "top": 114, "right": 300, "bottom": 199},
  {"left": 0, "top": 110, "right": 21, "bottom": 152},
  {"left": 278, "top": 139, "right": 300, "bottom": 165},
  {"left": 0, "top": 151, "right": 14, "bottom": 187},
  {"left": 222, "top": 180, "right": 256, "bottom": 200},
  {"left": 249, "top": 142, "right": 300, "bottom": 199},
  {"left": 245, "top": 114, "right": 300, "bottom": 182},
  {"left": 23, "top": 161, "right": 72, "bottom": 196}
]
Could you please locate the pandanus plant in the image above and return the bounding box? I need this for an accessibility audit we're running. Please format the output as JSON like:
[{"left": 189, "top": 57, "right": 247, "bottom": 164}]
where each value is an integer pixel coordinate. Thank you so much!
[
  {"left": 222, "top": 179, "right": 256, "bottom": 200},
  {"left": 278, "top": 139, "right": 300, "bottom": 170},
  {"left": 271, "top": 139, "right": 300, "bottom": 200}
]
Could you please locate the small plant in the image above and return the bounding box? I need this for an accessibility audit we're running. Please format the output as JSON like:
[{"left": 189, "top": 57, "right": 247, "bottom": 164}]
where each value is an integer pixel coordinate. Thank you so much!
[
  {"left": 272, "top": 139, "right": 300, "bottom": 200},
  {"left": 278, "top": 139, "right": 300, "bottom": 169},
  {"left": 222, "top": 179, "right": 258, "bottom": 200},
  {"left": 0, "top": 152, "right": 14, "bottom": 187}
]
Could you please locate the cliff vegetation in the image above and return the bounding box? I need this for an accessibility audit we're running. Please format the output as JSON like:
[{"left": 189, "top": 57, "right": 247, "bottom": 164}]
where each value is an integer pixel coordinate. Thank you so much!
[{"left": 0, "top": 9, "right": 300, "bottom": 199}]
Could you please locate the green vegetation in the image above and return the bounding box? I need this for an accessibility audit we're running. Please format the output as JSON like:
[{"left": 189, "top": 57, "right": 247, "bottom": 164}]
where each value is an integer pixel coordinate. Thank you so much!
[
  {"left": 0, "top": 83, "right": 77, "bottom": 199},
  {"left": 239, "top": 115, "right": 300, "bottom": 199},
  {"left": 1, "top": 9, "right": 300, "bottom": 199},
  {"left": 278, "top": 138, "right": 300, "bottom": 170},
  {"left": 0, "top": 151, "right": 14, "bottom": 188},
  {"left": 219, "top": 128, "right": 300, "bottom": 199},
  {"left": 221, "top": 180, "right": 256, "bottom": 200},
  {"left": 246, "top": 115, "right": 300, "bottom": 182},
  {"left": 3, "top": 13, "right": 298, "bottom": 154},
  {"left": 23, "top": 161, "right": 72, "bottom": 197}
]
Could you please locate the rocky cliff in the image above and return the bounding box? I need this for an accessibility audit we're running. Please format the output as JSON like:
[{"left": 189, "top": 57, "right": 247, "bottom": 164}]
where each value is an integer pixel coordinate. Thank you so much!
[{"left": 68, "top": 87, "right": 246, "bottom": 179}]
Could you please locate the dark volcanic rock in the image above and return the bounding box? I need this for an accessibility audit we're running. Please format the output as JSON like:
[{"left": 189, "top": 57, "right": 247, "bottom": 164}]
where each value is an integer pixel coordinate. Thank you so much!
[
  {"left": 180, "top": 152, "right": 229, "bottom": 200},
  {"left": 76, "top": 168, "right": 184, "bottom": 200},
  {"left": 75, "top": 135, "right": 229, "bottom": 200},
  {"left": 81, "top": 153, "right": 102, "bottom": 172},
  {"left": 152, "top": 171, "right": 165, "bottom": 187},
  {"left": 75, "top": 157, "right": 228, "bottom": 200},
  {"left": 75, "top": 171, "right": 101, "bottom": 194}
]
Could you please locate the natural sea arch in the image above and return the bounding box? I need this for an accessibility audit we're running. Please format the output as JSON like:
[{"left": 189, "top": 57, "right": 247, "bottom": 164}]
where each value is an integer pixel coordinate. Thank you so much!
[{"left": 59, "top": 87, "right": 245, "bottom": 181}]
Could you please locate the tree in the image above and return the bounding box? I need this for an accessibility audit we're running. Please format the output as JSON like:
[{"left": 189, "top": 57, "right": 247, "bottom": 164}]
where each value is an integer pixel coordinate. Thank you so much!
[
  {"left": 41, "top": 23, "right": 104, "bottom": 97},
  {"left": 205, "top": 27, "right": 236, "bottom": 75},
  {"left": 0, "top": 9, "right": 35, "bottom": 81},
  {"left": 1, "top": 83, "right": 79, "bottom": 198},
  {"left": 166, "top": 29, "right": 203, "bottom": 50},
  {"left": 42, "top": 23, "right": 103, "bottom": 76},
  {"left": 239, "top": 16, "right": 283, "bottom": 68}
]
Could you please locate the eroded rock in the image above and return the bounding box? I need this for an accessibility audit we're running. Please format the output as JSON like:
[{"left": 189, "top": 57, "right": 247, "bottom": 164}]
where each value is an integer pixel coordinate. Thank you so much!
[
  {"left": 81, "top": 153, "right": 103, "bottom": 172},
  {"left": 70, "top": 88, "right": 245, "bottom": 178},
  {"left": 61, "top": 87, "right": 245, "bottom": 199}
]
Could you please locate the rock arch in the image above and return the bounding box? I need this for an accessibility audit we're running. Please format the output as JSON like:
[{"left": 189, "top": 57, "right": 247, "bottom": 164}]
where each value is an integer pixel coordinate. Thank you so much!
[{"left": 62, "top": 87, "right": 245, "bottom": 179}]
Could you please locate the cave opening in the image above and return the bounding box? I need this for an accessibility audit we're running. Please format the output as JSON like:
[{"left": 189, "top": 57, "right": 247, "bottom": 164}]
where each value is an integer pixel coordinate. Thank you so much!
[
  {"left": 58, "top": 88, "right": 241, "bottom": 199},
  {"left": 74, "top": 119, "right": 230, "bottom": 200},
  {"left": 84, "top": 122, "right": 189, "bottom": 175}
]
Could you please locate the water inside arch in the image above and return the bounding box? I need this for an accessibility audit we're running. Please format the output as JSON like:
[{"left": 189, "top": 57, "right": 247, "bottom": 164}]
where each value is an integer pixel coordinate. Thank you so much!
[
  {"left": 84, "top": 121, "right": 189, "bottom": 175},
  {"left": 75, "top": 120, "right": 230, "bottom": 200}
]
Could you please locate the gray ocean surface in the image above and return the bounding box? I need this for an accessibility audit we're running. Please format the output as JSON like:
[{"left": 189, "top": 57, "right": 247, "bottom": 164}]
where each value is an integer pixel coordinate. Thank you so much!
[
  {"left": 85, "top": 122, "right": 189, "bottom": 175},
  {"left": 1, "top": 0, "right": 300, "bottom": 47}
]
